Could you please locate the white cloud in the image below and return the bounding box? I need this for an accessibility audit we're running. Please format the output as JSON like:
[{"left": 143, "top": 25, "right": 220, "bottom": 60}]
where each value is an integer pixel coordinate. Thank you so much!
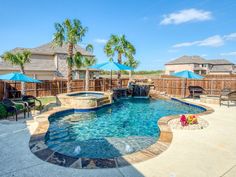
[
  {"left": 223, "top": 33, "right": 236, "bottom": 41},
  {"left": 172, "top": 32, "right": 236, "bottom": 48},
  {"left": 173, "top": 41, "right": 199, "bottom": 48},
  {"left": 198, "top": 35, "right": 224, "bottom": 47},
  {"left": 94, "top": 38, "right": 107, "bottom": 44},
  {"left": 160, "top": 8, "right": 212, "bottom": 25},
  {"left": 220, "top": 52, "right": 236, "bottom": 56}
]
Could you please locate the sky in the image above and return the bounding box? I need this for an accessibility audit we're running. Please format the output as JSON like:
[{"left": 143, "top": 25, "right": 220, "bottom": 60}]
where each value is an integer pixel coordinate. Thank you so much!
[{"left": 0, "top": 0, "right": 236, "bottom": 70}]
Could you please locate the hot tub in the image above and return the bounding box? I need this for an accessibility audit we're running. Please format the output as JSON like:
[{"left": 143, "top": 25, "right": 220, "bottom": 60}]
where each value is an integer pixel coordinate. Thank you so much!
[{"left": 56, "top": 91, "right": 113, "bottom": 109}]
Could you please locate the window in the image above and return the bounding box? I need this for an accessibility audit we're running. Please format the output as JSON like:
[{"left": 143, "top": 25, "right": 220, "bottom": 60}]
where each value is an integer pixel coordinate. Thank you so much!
[
  {"left": 194, "top": 71, "right": 200, "bottom": 74},
  {"left": 169, "top": 70, "right": 175, "bottom": 75},
  {"left": 72, "top": 71, "right": 78, "bottom": 80},
  {"left": 78, "top": 71, "right": 85, "bottom": 79}
]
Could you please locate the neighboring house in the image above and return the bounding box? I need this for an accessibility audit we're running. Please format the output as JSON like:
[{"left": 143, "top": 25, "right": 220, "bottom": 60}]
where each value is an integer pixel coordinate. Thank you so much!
[
  {"left": 0, "top": 42, "right": 99, "bottom": 80},
  {"left": 165, "top": 55, "right": 235, "bottom": 75}
]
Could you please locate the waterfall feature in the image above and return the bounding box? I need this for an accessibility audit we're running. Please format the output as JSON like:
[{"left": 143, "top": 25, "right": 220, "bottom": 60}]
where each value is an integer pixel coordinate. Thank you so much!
[{"left": 132, "top": 84, "right": 150, "bottom": 97}]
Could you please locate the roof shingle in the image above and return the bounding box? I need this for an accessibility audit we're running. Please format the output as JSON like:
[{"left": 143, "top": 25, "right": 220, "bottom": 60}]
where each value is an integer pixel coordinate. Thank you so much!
[
  {"left": 8, "top": 42, "right": 93, "bottom": 56},
  {"left": 166, "top": 55, "right": 207, "bottom": 65},
  {"left": 166, "top": 55, "right": 234, "bottom": 65}
]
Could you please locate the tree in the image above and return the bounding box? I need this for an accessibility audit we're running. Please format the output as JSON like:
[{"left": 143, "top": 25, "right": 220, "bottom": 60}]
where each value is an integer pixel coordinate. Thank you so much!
[
  {"left": 72, "top": 44, "right": 96, "bottom": 91},
  {"left": 53, "top": 18, "right": 87, "bottom": 92},
  {"left": 2, "top": 50, "right": 31, "bottom": 95},
  {"left": 84, "top": 44, "right": 96, "bottom": 91},
  {"left": 104, "top": 34, "right": 136, "bottom": 77},
  {"left": 124, "top": 56, "right": 139, "bottom": 79}
]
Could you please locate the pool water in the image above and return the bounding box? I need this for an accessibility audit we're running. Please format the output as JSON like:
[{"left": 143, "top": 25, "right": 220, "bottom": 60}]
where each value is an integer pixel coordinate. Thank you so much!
[
  {"left": 45, "top": 98, "right": 204, "bottom": 158},
  {"left": 69, "top": 92, "right": 104, "bottom": 98}
]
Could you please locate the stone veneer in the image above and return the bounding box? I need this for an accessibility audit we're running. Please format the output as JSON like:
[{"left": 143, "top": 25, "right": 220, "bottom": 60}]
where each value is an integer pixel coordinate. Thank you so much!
[
  {"left": 56, "top": 54, "right": 68, "bottom": 78},
  {"left": 56, "top": 91, "right": 113, "bottom": 109},
  {"left": 29, "top": 97, "right": 214, "bottom": 169}
]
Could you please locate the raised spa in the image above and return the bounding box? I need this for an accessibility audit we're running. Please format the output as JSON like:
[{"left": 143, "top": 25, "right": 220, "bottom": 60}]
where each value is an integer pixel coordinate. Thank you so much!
[{"left": 56, "top": 91, "right": 113, "bottom": 109}]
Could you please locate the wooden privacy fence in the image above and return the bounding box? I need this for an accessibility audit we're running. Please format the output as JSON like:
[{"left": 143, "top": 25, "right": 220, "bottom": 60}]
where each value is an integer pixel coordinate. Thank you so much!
[
  {"left": 0, "top": 77, "right": 236, "bottom": 99},
  {"left": 153, "top": 78, "right": 236, "bottom": 97},
  {"left": 0, "top": 79, "right": 130, "bottom": 99}
]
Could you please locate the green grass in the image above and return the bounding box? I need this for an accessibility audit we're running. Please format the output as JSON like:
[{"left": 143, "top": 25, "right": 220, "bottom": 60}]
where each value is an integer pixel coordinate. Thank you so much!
[
  {"left": 35, "top": 96, "right": 56, "bottom": 110},
  {"left": 36, "top": 96, "right": 56, "bottom": 106}
]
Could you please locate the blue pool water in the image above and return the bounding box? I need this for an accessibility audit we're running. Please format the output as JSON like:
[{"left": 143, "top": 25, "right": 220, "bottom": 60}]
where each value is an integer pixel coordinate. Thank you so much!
[
  {"left": 45, "top": 98, "right": 204, "bottom": 158},
  {"left": 68, "top": 92, "right": 104, "bottom": 98}
]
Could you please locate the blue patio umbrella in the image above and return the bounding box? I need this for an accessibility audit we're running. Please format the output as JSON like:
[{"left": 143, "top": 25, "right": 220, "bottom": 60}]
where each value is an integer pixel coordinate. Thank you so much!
[
  {"left": 90, "top": 61, "right": 134, "bottom": 71},
  {"left": 0, "top": 72, "right": 41, "bottom": 83},
  {"left": 90, "top": 61, "right": 134, "bottom": 88},
  {"left": 0, "top": 72, "right": 41, "bottom": 98},
  {"left": 171, "top": 70, "right": 204, "bottom": 79},
  {"left": 171, "top": 70, "right": 204, "bottom": 98}
]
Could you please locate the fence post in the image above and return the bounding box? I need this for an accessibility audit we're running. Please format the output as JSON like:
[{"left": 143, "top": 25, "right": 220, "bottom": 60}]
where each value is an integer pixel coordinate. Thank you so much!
[
  {"left": 210, "top": 80, "right": 213, "bottom": 95},
  {"left": 162, "top": 79, "right": 164, "bottom": 92},
  {"left": 50, "top": 82, "right": 52, "bottom": 96},
  {"left": 35, "top": 83, "right": 37, "bottom": 97}
]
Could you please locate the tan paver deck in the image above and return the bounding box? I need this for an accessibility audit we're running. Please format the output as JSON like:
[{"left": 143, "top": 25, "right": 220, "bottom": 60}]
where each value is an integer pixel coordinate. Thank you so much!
[{"left": 0, "top": 100, "right": 236, "bottom": 177}]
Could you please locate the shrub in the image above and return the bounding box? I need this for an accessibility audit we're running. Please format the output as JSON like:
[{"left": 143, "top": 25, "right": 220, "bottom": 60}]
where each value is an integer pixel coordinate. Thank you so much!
[{"left": 0, "top": 103, "right": 7, "bottom": 119}]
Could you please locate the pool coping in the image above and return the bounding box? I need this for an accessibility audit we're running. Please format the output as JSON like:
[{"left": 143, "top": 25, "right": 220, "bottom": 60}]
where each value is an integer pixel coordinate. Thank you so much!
[{"left": 29, "top": 97, "right": 214, "bottom": 169}]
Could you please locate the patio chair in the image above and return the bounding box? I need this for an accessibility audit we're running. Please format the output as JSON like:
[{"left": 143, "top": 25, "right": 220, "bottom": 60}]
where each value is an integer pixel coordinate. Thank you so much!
[
  {"left": 220, "top": 88, "right": 231, "bottom": 96},
  {"left": 220, "top": 90, "right": 236, "bottom": 107},
  {"left": 188, "top": 86, "right": 206, "bottom": 98},
  {"left": 2, "top": 98, "right": 27, "bottom": 121},
  {"left": 22, "top": 95, "right": 42, "bottom": 114}
]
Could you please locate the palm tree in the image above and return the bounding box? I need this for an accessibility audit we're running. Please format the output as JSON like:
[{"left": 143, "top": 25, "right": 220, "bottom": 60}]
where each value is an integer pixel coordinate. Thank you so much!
[
  {"left": 104, "top": 34, "right": 136, "bottom": 79},
  {"left": 72, "top": 44, "right": 96, "bottom": 91},
  {"left": 84, "top": 44, "right": 96, "bottom": 91},
  {"left": 2, "top": 50, "right": 31, "bottom": 95},
  {"left": 124, "top": 56, "right": 139, "bottom": 78},
  {"left": 53, "top": 18, "right": 87, "bottom": 92}
]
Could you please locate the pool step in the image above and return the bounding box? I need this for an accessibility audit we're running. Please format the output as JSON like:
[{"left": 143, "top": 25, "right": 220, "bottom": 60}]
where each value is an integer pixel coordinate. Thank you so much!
[{"left": 97, "top": 96, "right": 111, "bottom": 107}]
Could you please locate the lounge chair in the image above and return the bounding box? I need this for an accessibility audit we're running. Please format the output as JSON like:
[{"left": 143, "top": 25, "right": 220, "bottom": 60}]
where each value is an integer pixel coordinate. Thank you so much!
[
  {"left": 22, "top": 95, "right": 42, "bottom": 114},
  {"left": 188, "top": 86, "right": 206, "bottom": 98},
  {"left": 220, "top": 90, "right": 236, "bottom": 107},
  {"left": 2, "top": 98, "right": 27, "bottom": 121}
]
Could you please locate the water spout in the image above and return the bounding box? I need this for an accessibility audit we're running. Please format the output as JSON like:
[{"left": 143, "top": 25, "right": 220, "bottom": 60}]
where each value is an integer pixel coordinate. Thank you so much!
[
  {"left": 125, "top": 144, "right": 133, "bottom": 153},
  {"left": 74, "top": 146, "right": 81, "bottom": 155}
]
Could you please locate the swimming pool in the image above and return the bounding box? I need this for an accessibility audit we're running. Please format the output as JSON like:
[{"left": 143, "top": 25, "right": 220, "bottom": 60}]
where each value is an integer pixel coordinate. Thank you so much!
[{"left": 45, "top": 98, "right": 204, "bottom": 159}]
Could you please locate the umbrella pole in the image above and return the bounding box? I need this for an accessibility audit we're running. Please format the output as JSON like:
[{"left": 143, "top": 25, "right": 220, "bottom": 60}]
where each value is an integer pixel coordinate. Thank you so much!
[
  {"left": 184, "top": 78, "right": 187, "bottom": 98},
  {"left": 3, "top": 82, "right": 6, "bottom": 99},
  {"left": 110, "top": 70, "right": 112, "bottom": 90}
]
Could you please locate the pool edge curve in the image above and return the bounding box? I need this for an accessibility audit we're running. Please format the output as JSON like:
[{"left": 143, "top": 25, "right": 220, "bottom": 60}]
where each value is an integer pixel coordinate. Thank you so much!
[{"left": 28, "top": 97, "right": 214, "bottom": 169}]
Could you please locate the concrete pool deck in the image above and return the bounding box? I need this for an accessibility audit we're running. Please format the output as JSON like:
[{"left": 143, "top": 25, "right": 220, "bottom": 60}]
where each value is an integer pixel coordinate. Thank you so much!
[{"left": 0, "top": 100, "right": 236, "bottom": 177}]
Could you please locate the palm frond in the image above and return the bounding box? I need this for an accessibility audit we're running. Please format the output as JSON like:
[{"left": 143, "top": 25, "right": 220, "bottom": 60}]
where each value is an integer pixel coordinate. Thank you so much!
[
  {"left": 84, "top": 57, "right": 96, "bottom": 67},
  {"left": 66, "top": 56, "right": 74, "bottom": 68},
  {"left": 73, "top": 52, "right": 84, "bottom": 68},
  {"left": 85, "top": 44, "right": 94, "bottom": 53},
  {"left": 53, "top": 23, "right": 65, "bottom": 47}
]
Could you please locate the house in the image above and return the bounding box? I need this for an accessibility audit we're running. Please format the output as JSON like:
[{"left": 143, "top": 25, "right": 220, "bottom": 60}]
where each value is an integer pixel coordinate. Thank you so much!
[
  {"left": 165, "top": 55, "right": 235, "bottom": 75},
  {"left": 0, "top": 42, "right": 99, "bottom": 80}
]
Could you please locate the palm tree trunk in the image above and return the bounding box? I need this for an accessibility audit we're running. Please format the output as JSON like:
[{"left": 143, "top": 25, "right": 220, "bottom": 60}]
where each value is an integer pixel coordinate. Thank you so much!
[
  {"left": 20, "top": 66, "right": 26, "bottom": 95},
  {"left": 85, "top": 68, "right": 89, "bottom": 91},
  {"left": 129, "top": 70, "right": 132, "bottom": 79},
  {"left": 67, "top": 43, "right": 73, "bottom": 93},
  {"left": 117, "top": 53, "right": 122, "bottom": 87}
]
